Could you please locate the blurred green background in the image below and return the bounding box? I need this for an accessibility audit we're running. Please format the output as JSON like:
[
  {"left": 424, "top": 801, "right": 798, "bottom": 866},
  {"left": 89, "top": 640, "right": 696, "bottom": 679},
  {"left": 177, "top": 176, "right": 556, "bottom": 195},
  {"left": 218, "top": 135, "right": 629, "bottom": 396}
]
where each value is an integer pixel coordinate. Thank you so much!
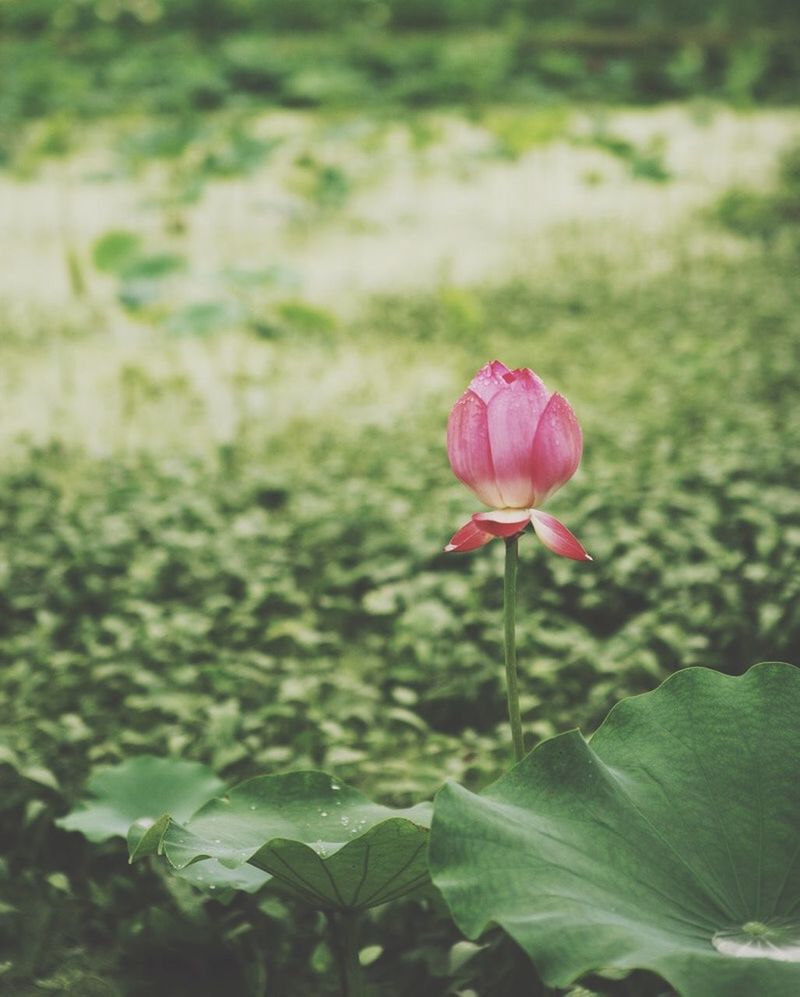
[{"left": 1, "top": 0, "right": 799, "bottom": 994}]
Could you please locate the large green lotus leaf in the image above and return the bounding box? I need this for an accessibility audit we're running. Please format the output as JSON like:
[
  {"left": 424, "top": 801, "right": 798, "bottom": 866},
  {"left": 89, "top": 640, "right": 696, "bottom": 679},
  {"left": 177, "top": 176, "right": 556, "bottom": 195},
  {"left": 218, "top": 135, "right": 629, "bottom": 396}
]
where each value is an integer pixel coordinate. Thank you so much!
[
  {"left": 429, "top": 662, "right": 800, "bottom": 997},
  {"left": 57, "top": 755, "right": 269, "bottom": 894},
  {"left": 149, "top": 770, "right": 433, "bottom": 910}
]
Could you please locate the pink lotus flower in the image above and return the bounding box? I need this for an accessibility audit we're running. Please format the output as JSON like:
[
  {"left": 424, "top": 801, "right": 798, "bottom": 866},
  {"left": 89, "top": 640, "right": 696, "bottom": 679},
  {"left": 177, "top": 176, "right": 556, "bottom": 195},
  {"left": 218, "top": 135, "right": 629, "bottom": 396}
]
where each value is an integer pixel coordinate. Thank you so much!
[{"left": 445, "top": 361, "right": 591, "bottom": 560}]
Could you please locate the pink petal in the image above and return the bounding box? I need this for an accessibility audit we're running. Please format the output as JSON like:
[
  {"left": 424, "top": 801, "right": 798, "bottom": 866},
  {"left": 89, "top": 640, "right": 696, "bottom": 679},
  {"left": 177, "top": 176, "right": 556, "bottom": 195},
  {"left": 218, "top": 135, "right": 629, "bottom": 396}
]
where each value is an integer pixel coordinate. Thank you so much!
[
  {"left": 472, "top": 510, "right": 532, "bottom": 538},
  {"left": 447, "top": 390, "right": 503, "bottom": 507},
  {"left": 530, "top": 392, "right": 583, "bottom": 504},
  {"left": 530, "top": 510, "right": 592, "bottom": 561},
  {"left": 505, "top": 366, "right": 543, "bottom": 385},
  {"left": 444, "top": 518, "right": 496, "bottom": 554},
  {"left": 468, "top": 360, "right": 511, "bottom": 404},
  {"left": 486, "top": 369, "right": 550, "bottom": 507}
]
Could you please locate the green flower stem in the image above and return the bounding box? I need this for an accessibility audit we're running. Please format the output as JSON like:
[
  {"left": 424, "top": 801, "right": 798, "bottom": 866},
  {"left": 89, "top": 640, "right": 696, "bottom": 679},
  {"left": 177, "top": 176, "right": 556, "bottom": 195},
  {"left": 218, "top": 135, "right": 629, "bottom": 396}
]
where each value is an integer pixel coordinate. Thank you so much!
[
  {"left": 328, "top": 910, "right": 365, "bottom": 997},
  {"left": 504, "top": 535, "right": 525, "bottom": 763}
]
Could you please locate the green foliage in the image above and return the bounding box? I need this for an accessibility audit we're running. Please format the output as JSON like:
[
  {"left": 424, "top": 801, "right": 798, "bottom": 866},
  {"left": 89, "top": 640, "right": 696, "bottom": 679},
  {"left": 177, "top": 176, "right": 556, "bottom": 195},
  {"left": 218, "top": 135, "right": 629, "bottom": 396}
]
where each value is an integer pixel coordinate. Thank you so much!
[
  {"left": 56, "top": 755, "right": 225, "bottom": 843},
  {"left": 56, "top": 755, "right": 271, "bottom": 893},
  {"left": 133, "top": 770, "right": 432, "bottom": 911},
  {"left": 2, "top": 18, "right": 800, "bottom": 163},
  {"left": 481, "top": 106, "right": 572, "bottom": 159},
  {"left": 91, "top": 229, "right": 188, "bottom": 312},
  {"left": 114, "top": 115, "right": 280, "bottom": 179},
  {"left": 289, "top": 156, "right": 352, "bottom": 212},
  {"left": 163, "top": 301, "right": 246, "bottom": 337},
  {"left": 88, "top": 222, "right": 338, "bottom": 333},
  {"left": 588, "top": 129, "right": 671, "bottom": 181},
  {"left": 92, "top": 230, "right": 143, "bottom": 275},
  {"left": 4, "top": 0, "right": 800, "bottom": 34},
  {"left": 2, "top": 115, "right": 800, "bottom": 991},
  {"left": 430, "top": 662, "right": 800, "bottom": 995},
  {"left": 711, "top": 140, "right": 800, "bottom": 242}
]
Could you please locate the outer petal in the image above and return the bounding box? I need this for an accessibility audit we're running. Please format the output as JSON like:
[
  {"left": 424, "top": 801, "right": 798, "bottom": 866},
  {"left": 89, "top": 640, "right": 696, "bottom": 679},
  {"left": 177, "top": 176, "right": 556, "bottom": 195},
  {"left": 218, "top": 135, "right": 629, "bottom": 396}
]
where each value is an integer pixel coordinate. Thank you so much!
[
  {"left": 468, "top": 360, "right": 511, "bottom": 404},
  {"left": 530, "top": 510, "right": 592, "bottom": 561},
  {"left": 447, "top": 390, "right": 503, "bottom": 507},
  {"left": 486, "top": 369, "right": 550, "bottom": 507},
  {"left": 444, "top": 518, "right": 496, "bottom": 553},
  {"left": 472, "top": 509, "right": 532, "bottom": 538},
  {"left": 530, "top": 392, "right": 583, "bottom": 504}
]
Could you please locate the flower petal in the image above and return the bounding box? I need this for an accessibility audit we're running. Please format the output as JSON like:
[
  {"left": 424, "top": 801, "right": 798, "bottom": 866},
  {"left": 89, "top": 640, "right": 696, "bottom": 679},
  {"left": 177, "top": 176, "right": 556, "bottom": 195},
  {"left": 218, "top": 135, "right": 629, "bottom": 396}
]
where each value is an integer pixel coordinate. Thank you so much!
[
  {"left": 447, "top": 390, "right": 503, "bottom": 507},
  {"left": 444, "top": 518, "right": 496, "bottom": 553},
  {"left": 468, "top": 360, "right": 511, "bottom": 404},
  {"left": 530, "top": 510, "right": 592, "bottom": 561},
  {"left": 530, "top": 392, "right": 583, "bottom": 504},
  {"left": 487, "top": 369, "right": 550, "bottom": 507},
  {"left": 472, "top": 510, "right": 532, "bottom": 538}
]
